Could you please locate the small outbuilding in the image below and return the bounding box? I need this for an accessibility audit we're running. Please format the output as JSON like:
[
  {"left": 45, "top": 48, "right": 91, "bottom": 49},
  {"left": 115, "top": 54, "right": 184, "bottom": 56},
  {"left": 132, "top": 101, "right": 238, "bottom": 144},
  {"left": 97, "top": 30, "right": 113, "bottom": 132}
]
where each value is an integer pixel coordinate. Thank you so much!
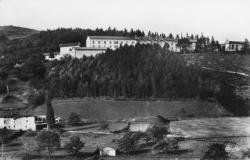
[{"left": 100, "top": 147, "right": 117, "bottom": 156}]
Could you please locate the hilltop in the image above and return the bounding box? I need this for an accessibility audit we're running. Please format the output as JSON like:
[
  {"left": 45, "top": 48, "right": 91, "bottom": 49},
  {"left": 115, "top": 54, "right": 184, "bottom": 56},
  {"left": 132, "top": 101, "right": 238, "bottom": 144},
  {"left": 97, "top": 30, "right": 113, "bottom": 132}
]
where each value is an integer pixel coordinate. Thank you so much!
[{"left": 0, "top": 25, "right": 39, "bottom": 40}]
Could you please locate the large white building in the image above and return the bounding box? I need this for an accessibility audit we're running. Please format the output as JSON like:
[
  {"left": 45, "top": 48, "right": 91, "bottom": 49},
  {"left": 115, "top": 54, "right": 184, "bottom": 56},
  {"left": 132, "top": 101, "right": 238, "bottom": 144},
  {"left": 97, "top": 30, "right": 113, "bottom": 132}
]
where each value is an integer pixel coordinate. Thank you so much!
[
  {"left": 51, "top": 35, "right": 182, "bottom": 60},
  {"left": 86, "top": 36, "right": 137, "bottom": 50},
  {"left": 137, "top": 37, "right": 180, "bottom": 52}
]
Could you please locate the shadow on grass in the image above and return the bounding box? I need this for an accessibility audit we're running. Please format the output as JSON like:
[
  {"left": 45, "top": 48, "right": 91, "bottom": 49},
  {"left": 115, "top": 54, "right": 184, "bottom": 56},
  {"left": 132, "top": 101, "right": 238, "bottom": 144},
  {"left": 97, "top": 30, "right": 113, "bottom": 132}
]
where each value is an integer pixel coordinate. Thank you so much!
[
  {"left": 165, "top": 149, "right": 190, "bottom": 155},
  {"left": 23, "top": 151, "right": 98, "bottom": 160},
  {"left": 129, "top": 149, "right": 151, "bottom": 155}
]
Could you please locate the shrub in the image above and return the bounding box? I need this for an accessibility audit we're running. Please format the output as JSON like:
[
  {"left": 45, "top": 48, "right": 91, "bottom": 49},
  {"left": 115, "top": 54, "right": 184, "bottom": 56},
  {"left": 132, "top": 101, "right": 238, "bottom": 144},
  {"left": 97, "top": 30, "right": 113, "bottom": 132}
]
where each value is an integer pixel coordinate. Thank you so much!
[
  {"left": 147, "top": 125, "right": 169, "bottom": 141},
  {"left": 151, "top": 138, "right": 179, "bottom": 154},
  {"left": 64, "top": 136, "right": 85, "bottom": 155},
  {"left": 203, "top": 143, "right": 228, "bottom": 160},
  {"left": 28, "top": 91, "right": 45, "bottom": 107},
  {"left": 99, "top": 123, "right": 109, "bottom": 130},
  {"left": 23, "top": 129, "right": 37, "bottom": 137},
  {"left": 118, "top": 132, "right": 144, "bottom": 154},
  {"left": 36, "top": 130, "right": 60, "bottom": 160},
  {"left": 67, "top": 112, "right": 81, "bottom": 126}
]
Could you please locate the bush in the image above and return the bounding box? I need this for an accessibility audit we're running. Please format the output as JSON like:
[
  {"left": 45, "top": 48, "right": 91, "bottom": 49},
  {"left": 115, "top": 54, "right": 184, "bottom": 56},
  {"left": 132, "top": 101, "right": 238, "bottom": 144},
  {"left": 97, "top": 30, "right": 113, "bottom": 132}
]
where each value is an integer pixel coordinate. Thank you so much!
[
  {"left": 118, "top": 132, "right": 144, "bottom": 154},
  {"left": 64, "top": 136, "right": 85, "bottom": 155},
  {"left": 99, "top": 123, "right": 109, "bottom": 130},
  {"left": 203, "top": 143, "right": 228, "bottom": 160},
  {"left": 28, "top": 91, "right": 45, "bottom": 107},
  {"left": 151, "top": 138, "right": 179, "bottom": 154},
  {"left": 23, "top": 129, "right": 37, "bottom": 137},
  {"left": 36, "top": 130, "right": 60, "bottom": 159},
  {"left": 147, "top": 125, "right": 169, "bottom": 141},
  {"left": 67, "top": 112, "right": 81, "bottom": 126}
]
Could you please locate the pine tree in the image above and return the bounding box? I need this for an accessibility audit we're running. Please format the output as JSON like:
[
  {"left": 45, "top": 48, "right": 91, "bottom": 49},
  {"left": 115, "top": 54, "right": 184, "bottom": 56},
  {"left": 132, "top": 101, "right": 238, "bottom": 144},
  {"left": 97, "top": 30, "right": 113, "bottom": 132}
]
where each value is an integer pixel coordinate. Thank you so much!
[{"left": 45, "top": 89, "right": 55, "bottom": 130}]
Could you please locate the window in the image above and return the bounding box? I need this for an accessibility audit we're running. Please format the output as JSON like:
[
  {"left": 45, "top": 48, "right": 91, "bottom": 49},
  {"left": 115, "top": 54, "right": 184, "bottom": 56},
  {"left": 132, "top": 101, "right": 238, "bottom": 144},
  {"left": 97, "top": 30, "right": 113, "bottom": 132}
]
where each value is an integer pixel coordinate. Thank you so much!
[
  {"left": 104, "top": 41, "right": 106, "bottom": 44},
  {"left": 98, "top": 45, "right": 101, "bottom": 48},
  {"left": 114, "top": 41, "right": 118, "bottom": 44},
  {"left": 110, "top": 41, "right": 112, "bottom": 44},
  {"left": 92, "top": 41, "right": 95, "bottom": 44},
  {"left": 93, "top": 45, "right": 95, "bottom": 48},
  {"left": 98, "top": 41, "right": 100, "bottom": 44}
]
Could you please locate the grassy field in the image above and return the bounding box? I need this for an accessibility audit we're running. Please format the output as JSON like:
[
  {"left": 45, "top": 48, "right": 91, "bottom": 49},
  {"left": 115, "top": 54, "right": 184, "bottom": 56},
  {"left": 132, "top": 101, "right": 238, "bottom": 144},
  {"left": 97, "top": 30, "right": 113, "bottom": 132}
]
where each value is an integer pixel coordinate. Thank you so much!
[
  {"left": 29, "top": 97, "right": 230, "bottom": 120},
  {"left": 184, "top": 53, "right": 250, "bottom": 75}
]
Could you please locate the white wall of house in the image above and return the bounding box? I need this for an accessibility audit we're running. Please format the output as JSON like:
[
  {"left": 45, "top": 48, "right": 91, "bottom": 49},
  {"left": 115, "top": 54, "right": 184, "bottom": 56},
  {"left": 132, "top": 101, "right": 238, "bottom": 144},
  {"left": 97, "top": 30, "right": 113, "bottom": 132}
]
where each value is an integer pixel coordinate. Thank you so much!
[
  {"left": 225, "top": 43, "right": 244, "bottom": 51},
  {"left": 0, "top": 117, "right": 36, "bottom": 131},
  {"left": 71, "top": 48, "right": 106, "bottom": 58},
  {"left": 129, "top": 123, "right": 151, "bottom": 132},
  {"left": 86, "top": 36, "right": 137, "bottom": 50},
  {"left": 100, "top": 147, "right": 116, "bottom": 156}
]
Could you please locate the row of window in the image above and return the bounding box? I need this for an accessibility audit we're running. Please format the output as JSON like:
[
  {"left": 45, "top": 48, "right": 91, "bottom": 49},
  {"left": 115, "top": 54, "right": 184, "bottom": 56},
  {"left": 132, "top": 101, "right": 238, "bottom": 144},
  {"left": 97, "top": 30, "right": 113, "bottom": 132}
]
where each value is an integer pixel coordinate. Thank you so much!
[{"left": 92, "top": 40, "right": 135, "bottom": 45}]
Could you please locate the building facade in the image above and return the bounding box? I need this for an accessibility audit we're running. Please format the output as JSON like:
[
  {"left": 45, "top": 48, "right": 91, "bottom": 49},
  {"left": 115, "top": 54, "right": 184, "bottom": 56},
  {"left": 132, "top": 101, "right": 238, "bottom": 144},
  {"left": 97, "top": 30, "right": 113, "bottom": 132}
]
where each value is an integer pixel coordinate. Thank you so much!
[
  {"left": 54, "top": 35, "right": 183, "bottom": 60},
  {"left": 222, "top": 40, "right": 244, "bottom": 52},
  {"left": 0, "top": 115, "right": 62, "bottom": 131},
  {"left": 86, "top": 36, "right": 137, "bottom": 50},
  {"left": 59, "top": 42, "right": 81, "bottom": 56}
]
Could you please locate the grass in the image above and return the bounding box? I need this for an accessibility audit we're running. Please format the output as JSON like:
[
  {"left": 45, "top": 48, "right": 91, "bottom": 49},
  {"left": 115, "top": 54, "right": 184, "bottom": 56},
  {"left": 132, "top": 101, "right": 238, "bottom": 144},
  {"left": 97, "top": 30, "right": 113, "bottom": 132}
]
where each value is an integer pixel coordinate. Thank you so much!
[{"left": 29, "top": 97, "right": 229, "bottom": 120}]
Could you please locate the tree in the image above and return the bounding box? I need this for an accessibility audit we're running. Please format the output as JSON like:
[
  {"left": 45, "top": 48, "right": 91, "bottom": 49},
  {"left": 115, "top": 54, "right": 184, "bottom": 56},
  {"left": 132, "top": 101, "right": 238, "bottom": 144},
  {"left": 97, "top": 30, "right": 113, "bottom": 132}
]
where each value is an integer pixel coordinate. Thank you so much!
[
  {"left": 147, "top": 125, "right": 169, "bottom": 141},
  {"left": 243, "top": 39, "right": 250, "bottom": 54},
  {"left": 203, "top": 143, "right": 228, "bottom": 160},
  {"left": 118, "top": 132, "right": 144, "bottom": 154},
  {"left": 45, "top": 89, "right": 55, "bottom": 129},
  {"left": 168, "top": 33, "right": 174, "bottom": 39},
  {"left": 49, "top": 52, "right": 55, "bottom": 58},
  {"left": 36, "top": 131, "right": 60, "bottom": 160},
  {"left": 67, "top": 112, "right": 81, "bottom": 126},
  {"left": 0, "top": 127, "right": 9, "bottom": 160},
  {"left": 65, "top": 136, "right": 85, "bottom": 155}
]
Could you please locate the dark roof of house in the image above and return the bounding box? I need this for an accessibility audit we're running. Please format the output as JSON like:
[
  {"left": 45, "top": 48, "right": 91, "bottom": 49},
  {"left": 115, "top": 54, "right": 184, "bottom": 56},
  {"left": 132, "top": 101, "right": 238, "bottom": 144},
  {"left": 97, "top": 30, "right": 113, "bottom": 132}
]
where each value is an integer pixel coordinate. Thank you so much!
[
  {"left": 74, "top": 47, "right": 106, "bottom": 51},
  {"left": 87, "top": 36, "right": 135, "bottom": 40},
  {"left": 59, "top": 42, "right": 80, "bottom": 47},
  {"left": 228, "top": 41, "right": 244, "bottom": 45}
]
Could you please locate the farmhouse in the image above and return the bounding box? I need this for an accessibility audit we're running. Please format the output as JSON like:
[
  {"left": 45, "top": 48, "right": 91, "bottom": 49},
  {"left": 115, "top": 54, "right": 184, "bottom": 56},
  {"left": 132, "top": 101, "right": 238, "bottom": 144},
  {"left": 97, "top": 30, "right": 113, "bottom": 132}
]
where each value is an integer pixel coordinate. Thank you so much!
[
  {"left": 0, "top": 115, "right": 62, "bottom": 131},
  {"left": 222, "top": 40, "right": 244, "bottom": 52}
]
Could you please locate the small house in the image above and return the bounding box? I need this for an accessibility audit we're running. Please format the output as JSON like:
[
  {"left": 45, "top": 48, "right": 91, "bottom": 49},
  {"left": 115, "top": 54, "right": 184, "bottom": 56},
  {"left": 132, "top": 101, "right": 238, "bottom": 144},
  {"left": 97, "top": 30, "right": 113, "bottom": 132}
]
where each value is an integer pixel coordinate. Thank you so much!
[{"left": 100, "top": 147, "right": 117, "bottom": 156}]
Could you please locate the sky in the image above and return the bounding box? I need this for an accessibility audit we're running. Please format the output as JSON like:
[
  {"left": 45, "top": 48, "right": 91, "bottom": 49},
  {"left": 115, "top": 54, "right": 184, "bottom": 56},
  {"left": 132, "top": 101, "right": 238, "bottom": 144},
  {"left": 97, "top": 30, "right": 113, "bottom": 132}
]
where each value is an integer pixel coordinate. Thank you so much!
[{"left": 0, "top": 0, "right": 249, "bottom": 42}]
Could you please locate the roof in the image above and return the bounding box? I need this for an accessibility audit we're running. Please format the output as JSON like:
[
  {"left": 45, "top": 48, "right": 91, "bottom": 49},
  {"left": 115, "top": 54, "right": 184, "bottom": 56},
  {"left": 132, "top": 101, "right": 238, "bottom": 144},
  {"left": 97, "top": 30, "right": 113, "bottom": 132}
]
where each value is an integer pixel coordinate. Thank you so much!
[
  {"left": 73, "top": 47, "right": 106, "bottom": 51},
  {"left": 228, "top": 41, "right": 244, "bottom": 45},
  {"left": 87, "top": 36, "right": 135, "bottom": 40},
  {"left": 59, "top": 42, "right": 80, "bottom": 47}
]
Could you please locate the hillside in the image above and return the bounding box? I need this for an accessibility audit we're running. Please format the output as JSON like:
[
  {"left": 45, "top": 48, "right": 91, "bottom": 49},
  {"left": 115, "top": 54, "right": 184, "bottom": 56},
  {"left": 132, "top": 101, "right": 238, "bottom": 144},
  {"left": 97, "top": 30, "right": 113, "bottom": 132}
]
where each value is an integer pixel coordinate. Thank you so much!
[
  {"left": 184, "top": 53, "right": 250, "bottom": 76},
  {"left": 0, "top": 25, "right": 39, "bottom": 40},
  {"left": 29, "top": 98, "right": 230, "bottom": 120}
]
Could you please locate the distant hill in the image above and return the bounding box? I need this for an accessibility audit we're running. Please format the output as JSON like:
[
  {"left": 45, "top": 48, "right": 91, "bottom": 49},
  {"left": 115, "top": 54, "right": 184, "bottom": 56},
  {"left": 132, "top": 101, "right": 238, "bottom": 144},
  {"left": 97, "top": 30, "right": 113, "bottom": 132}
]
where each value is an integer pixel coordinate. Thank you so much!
[{"left": 0, "top": 25, "right": 39, "bottom": 40}]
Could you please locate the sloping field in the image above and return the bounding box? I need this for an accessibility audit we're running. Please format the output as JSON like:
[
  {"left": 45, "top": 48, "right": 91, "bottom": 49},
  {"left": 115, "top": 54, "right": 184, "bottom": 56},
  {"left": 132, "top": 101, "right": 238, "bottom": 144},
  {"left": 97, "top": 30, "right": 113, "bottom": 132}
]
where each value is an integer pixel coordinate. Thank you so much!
[
  {"left": 184, "top": 53, "right": 250, "bottom": 76},
  {"left": 30, "top": 97, "right": 229, "bottom": 120}
]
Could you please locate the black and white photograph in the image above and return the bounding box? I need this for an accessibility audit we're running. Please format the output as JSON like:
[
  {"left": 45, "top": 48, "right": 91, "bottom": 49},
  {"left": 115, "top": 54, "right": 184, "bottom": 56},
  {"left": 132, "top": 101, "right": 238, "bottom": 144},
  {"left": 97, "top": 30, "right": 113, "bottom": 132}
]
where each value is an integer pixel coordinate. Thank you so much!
[{"left": 0, "top": 0, "right": 250, "bottom": 159}]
